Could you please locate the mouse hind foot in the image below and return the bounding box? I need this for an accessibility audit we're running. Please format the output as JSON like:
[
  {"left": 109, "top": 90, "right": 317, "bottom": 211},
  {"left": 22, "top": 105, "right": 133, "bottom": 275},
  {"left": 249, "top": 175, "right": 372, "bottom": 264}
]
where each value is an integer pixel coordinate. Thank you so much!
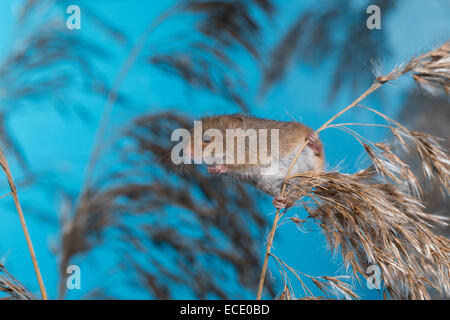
[{"left": 272, "top": 196, "right": 293, "bottom": 209}]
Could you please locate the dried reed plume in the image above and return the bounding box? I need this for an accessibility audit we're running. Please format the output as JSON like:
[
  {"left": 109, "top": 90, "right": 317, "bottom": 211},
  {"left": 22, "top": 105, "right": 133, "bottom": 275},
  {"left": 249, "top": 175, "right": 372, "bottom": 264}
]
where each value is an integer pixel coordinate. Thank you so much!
[
  {"left": 257, "top": 41, "right": 450, "bottom": 300},
  {"left": 376, "top": 41, "right": 450, "bottom": 94},
  {"left": 287, "top": 168, "right": 449, "bottom": 299},
  {"left": 272, "top": 253, "right": 359, "bottom": 300},
  {"left": 0, "top": 263, "right": 34, "bottom": 300}
]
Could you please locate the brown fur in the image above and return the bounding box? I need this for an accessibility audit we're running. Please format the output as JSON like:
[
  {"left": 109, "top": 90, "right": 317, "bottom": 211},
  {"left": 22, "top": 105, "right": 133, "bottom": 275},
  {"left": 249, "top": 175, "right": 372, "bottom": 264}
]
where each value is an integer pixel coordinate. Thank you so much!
[{"left": 194, "top": 114, "right": 324, "bottom": 172}]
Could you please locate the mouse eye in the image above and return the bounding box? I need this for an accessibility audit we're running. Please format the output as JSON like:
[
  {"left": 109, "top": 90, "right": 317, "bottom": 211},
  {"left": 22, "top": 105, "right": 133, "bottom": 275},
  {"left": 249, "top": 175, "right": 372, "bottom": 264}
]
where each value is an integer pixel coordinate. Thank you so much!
[{"left": 203, "top": 135, "right": 213, "bottom": 143}]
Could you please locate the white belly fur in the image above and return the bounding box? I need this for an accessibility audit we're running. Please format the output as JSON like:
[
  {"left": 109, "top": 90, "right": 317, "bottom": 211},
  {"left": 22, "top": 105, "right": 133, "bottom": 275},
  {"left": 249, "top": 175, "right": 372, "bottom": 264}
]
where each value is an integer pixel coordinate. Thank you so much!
[{"left": 240, "top": 146, "right": 318, "bottom": 196}]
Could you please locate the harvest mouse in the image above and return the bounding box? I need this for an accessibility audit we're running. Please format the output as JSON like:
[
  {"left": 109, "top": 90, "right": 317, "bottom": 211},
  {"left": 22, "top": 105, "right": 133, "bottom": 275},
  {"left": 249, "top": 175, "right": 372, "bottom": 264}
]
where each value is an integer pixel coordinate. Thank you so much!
[{"left": 183, "top": 114, "right": 324, "bottom": 209}]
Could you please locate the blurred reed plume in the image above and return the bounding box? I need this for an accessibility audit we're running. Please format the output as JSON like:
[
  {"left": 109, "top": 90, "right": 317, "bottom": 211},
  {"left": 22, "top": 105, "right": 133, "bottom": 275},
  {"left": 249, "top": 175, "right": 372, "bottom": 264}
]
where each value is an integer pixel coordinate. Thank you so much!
[
  {"left": 0, "top": 0, "right": 128, "bottom": 175},
  {"left": 0, "top": 263, "right": 34, "bottom": 300},
  {"left": 260, "top": 0, "right": 396, "bottom": 99},
  {"left": 148, "top": 0, "right": 274, "bottom": 111},
  {"left": 258, "top": 41, "right": 450, "bottom": 300},
  {"left": 57, "top": 113, "right": 273, "bottom": 299},
  {"left": 0, "top": 0, "right": 126, "bottom": 300},
  {"left": 56, "top": 0, "right": 275, "bottom": 299}
]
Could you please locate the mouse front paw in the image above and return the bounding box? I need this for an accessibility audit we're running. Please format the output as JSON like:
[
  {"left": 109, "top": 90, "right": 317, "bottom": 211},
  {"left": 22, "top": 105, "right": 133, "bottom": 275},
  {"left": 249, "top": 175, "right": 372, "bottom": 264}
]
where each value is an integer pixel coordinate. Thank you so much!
[
  {"left": 207, "top": 164, "right": 229, "bottom": 175},
  {"left": 272, "top": 196, "right": 293, "bottom": 209}
]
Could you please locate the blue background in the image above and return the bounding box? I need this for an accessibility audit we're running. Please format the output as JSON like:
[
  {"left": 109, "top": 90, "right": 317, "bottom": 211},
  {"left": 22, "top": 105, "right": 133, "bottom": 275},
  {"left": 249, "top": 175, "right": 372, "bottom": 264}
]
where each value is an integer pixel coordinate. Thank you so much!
[{"left": 0, "top": 0, "right": 448, "bottom": 299}]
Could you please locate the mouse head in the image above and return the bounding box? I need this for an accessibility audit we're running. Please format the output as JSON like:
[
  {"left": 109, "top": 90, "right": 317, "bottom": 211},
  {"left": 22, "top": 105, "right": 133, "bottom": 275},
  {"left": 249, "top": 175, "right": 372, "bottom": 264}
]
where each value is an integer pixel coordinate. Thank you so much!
[{"left": 183, "top": 114, "right": 246, "bottom": 165}]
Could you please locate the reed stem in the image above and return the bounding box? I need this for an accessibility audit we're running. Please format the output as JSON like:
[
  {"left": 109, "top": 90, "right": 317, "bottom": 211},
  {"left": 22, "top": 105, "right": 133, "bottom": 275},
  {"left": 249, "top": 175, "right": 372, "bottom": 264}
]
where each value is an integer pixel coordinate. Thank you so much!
[{"left": 0, "top": 149, "right": 48, "bottom": 300}]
